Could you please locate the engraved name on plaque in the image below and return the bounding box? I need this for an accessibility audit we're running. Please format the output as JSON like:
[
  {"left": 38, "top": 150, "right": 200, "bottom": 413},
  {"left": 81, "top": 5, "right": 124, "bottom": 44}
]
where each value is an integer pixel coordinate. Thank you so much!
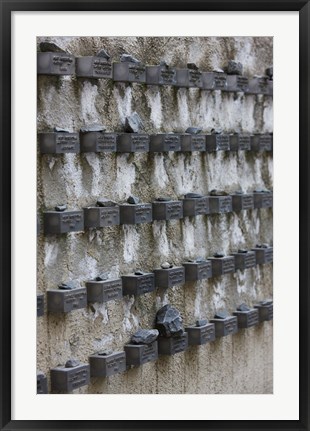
[
  {"left": 208, "top": 254, "right": 235, "bottom": 277},
  {"left": 233, "top": 304, "right": 260, "bottom": 329},
  {"left": 251, "top": 245, "right": 273, "bottom": 265},
  {"left": 152, "top": 198, "right": 183, "bottom": 221},
  {"left": 229, "top": 134, "right": 251, "bottom": 151},
  {"left": 47, "top": 284, "right": 87, "bottom": 313},
  {"left": 153, "top": 264, "right": 185, "bottom": 288},
  {"left": 254, "top": 300, "right": 273, "bottom": 322},
  {"left": 37, "top": 52, "right": 75, "bottom": 76},
  {"left": 185, "top": 320, "right": 216, "bottom": 345},
  {"left": 210, "top": 311, "right": 238, "bottom": 337},
  {"left": 86, "top": 277, "right": 123, "bottom": 303},
  {"left": 146, "top": 62, "right": 177, "bottom": 86},
  {"left": 44, "top": 207, "right": 84, "bottom": 234},
  {"left": 122, "top": 272, "right": 155, "bottom": 296},
  {"left": 253, "top": 191, "right": 273, "bottom": 209},
  {"left": 83, "top": 199, "right": 120, "bottom": 228},
  {"left": 182, "top": 193, "right": 210, "bottom": 217},
  {"left": 113, "top": 54, "right": 146, "bottom": 83},
  {"left": 76, "top": 49, "right": 112, "bottom": 79},
  {"left": 89, "top": 351, "right": 126, "bottom": 377},
  {"left": 39, "top": 131, "right": 80, "bottom": 154},
  {"left": 206, "top": 134, "right": 230, "bottom": 152},
  {"left": 209, "top": 192, "right": 232, "bottom": 214},
  {"left": 124, "top": 341, "right": 158, "bottom": 366},
  {"left": 231, "top": 192, "right": 254, "bottom": 212},
  {"left": 80, "top": 124, "right": 117, "bottom": 153},
  {"left": 149, "top": 134, "right": 181, "bottom": 152},
  {"left": 51, "top": 360, "right": 90, "bottom": 392},
  {"left": 119, "top": 196, "right": 152, "bottom": 224},
  {"left": 250, "top": 134, "right": 272, "bottom": 152},
  {"left": 157, "top": 333, "right": 188, "bottom": 355},
  {"left": 202, "top": 70, "right": 227, "bottom": 90},
  {"left": 183, "top": 259, "right": 212, "bottom": 281},
  {"left": 231, "top": 250, "right": 256, "bottom": 271}
]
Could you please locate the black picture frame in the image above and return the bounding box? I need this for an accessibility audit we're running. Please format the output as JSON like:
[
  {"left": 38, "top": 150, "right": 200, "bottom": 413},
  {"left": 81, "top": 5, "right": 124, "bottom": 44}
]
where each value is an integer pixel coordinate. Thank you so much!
[{"left": 1, "top": 1, "right": 308, "bottom": 430}]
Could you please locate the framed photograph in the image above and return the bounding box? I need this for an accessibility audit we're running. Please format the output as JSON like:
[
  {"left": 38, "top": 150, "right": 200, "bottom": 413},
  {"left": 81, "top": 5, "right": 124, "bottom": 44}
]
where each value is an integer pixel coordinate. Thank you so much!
[{"left": 1, "top": 0, "right": 308, "bottom": 430}]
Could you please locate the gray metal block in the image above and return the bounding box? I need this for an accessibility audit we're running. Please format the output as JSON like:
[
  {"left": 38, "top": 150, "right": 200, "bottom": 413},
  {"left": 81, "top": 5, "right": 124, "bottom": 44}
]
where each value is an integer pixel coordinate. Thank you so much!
[
  {"left": 185, "top": 323, "right": 215, "bottom": 345},
  {"left": 51, "top": 364, "right": 90, "bottom": 392},
  {"left": 226, "top": 75, "right": 249, "bottom": 92},
  {"left": 37, "top": 372, "right": 48, "bottom": 394},
  {"left": 86, "top": 278, "right": 123, "bottom": 303},
  {"left": 146, "top": 65, "right": 177, "bottom": 85},
  {"left": 231, "top": 251, "right": 256, "bottom": 270},
  {"left": 206, "top": 134, "right": 230, "bottom": 152},
  {"left": 89, "top": 351, "right": 126, "bottom": 377},
  {"left": 229, "top": 134, "right": 251, "bottom": 151},
  {"left": 39, "top": 132, "right": 80, "bottom": 154},
  {"left": 76, "top": 56, "right": 112, "bottom": 79},
  {"left": 43, "top": 210, "right": 84, "bottom": 234},
  {"left": 180, "top": 134, "right": 206, "bottom": 152},
  {"left": 253, "top": 192, "right": 273, "bottom": 209},
  {"left": 83, "top": 206, "right": 120, "bottom": 228},
  {"left": 231, "top": 193, "right": 254, "bottom": 212},
  {"left": 124, "top": 341, "right": 158, "bottom": 366},
  {"left": 122, "top": 273, "right": 155, "bottom": 296},
  {"left": 247, "top": 77, "right": 270, "bottom": 95},
  {"left": 37, "top": 52, "right": 75, "bottom": 75},
  {"left": 202, "top": 71, "right": 227, "bottom": 90},
  {"left": 47, "top": 287, "right": 87, "bottom": 313},
  {"left": 250, "top": 134, "right": 273, "bottom": 151},
  {"left": 182, "top": 260, "right": 212, "bottom": 281},
  {"left": 209, "top": 316, "right": 238, "bottom": 337},
  {"left": 233, "top": 309, "right": 259, "bottom": 328},
  {"left": 113, "top": 62, "right": 146, "bottom": 83},
  {"left": 116, "top": 134, "right": 149, "bottom": 152},
  {"left": 80, "top": 132, "right": 117, "bottom": 152},
  {"left": 37, "top": 293, "right": 44, "bottom": 317},
  {"left": 208, "top": 256, "right": 235, "bottom": 276},
  {"left": 119, "top": 203, "right": 152, "bottom": 225},
  {"left": 254, "top": 302, "right": 273, "bottom": 322},
  {"left": 152, "top": 200, "right": 183, "bottom": 221},
  {"left": 154, "top": 266, "right": 185, "bottom": 288},
  {"left": 149, "top": 134, "right": 181, "bottom": 152},
  {"left": 175, "top": 68, "right": 189, "bottom": 87},
  {"left": 209, "top": 196, "right": 232, "bottom": 214},
  {"left": 182, "top": 196, "right": 210, "bottom": 217},
  {"left": 157, "top": 333, "right": 188, "bottom": 355},
  {"left": 268, "top": 80, "right": 273, "bottom": 96},
  {"left": 251, "top": 247, "right": 273, "bottom": 265}
]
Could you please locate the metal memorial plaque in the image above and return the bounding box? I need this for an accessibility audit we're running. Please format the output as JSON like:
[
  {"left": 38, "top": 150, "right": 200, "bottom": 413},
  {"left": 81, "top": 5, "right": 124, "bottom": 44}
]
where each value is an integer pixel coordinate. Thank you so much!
[
  {"left": 83, "top": 206, "right": 120, "bottom": 228},
  {"left": 152, "top": 200, "right": 183, "bottom": 221},
  {"left": 175, "top": 68, "right": 190, "bottom": 87},
  {"left": 113, "top": 62, "right": 146, "bottom": 83},
  {"left": 154, "top": 266, "right": 185, "bottom": 288},
  {"left": 124, "top": 341, "right": 158, "bottom": 366},
  {"left": 157, "top": 333, "right": 188, "bottom": 355},
  {"left": 146, "top": 65, "right": 177, "bottom": 86},
  {"left": 209, "top": 316, "right": 238, "bottom": 337},
  {"left": 149, "top": 134, "right": 181, "bottom": 152},
  {"left": 76, "top": 56, "right": 113, "bottom": 79},
  {"left": 226, "top": 75, "right": 249, "bottom": 92},
  {"left": 251, "top": 246, "right": 273, "bottom": 265},
  {"left": 39, "top": 132, "right": 80, "bottom": 154},
  {"left": 233, "top": 309, "right": 259, "bottom": 329},
  {"left": 229, "top": 134, "right": 251, "bottom": 151},
  {"left": 231, "top": 193, "right": 254, "bottom": 212},
  {"left": 119, "top": 203, "right": 152, "bottom": 225},
  {"left": 231, "top": 250, "right": 256, "bottom": 271},
  {"left": 37, "top": 293, "right": 44, "bottom": 317},
  {"left": 37, "top": 52, "right": 75, "bottom": 76},
  {"left": 86, "top": 278, "right": 123, "bottom": 303},
  {"left": 122, "top": 273, "right": 155, "bottom": 296},
  {"left": 248, "top": 77, "right": 270, "bottom": 95},
  {"left": 43, "top": 210, "right": 84, "bottom": 234},
  {"left": 254, "top": 301, "right": 273, "bottom": 322},
  {"left": 208, "top": 256, "right": 235, "bottom": 276},
  {"left": 89, "top": 351, "right": 126, "bottom": 377},
  {"left": 188, "top": 69, "right": 203, "bottom": 88},
  {"left": 209, "top": 196, "right": 232, "bottom": 214},
  {"left": 183, "top": 260, "right": 212, "bottom": 281},
  {"left": 202, "top": 71, "right": 227, "bottom": 90},
  {"left": 116, "top": 134, "right": 149, "bottom": 152},
  {"left": 182, "top": 196, "right": 210, "bottom": 217},
  {"left": 51, "top": 364, "right": 90, "bottom": 392},
  {"left": 180, "top": 134, "right": 206, "bottom": 152},
  {"left": 250, "top": 134, "right": 272, "bottom": 152},
  {"left": 253, "top": 192, "right": 273, "bottom": 209},
  {"left": 47, "top": 287, "right": 87, "bottom": 313},
  {"left": 80, "top": 132, "right": 117, "bottom": 152},
  {"left": 206, "top": 134, "right": 230, "bottom": 152},
  {"left": 37, "top": 372, "right": 48, "bottom": 394},
  {"left": 185, "top": 323, "right": 216, "bottom": 345}
]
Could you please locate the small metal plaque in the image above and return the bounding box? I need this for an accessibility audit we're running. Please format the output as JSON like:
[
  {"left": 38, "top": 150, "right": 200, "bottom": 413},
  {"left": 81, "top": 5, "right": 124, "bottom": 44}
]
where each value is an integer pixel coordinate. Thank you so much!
[
  {"left": 113, "top": 62, "right": 146, "bottom": 83},
  {"left": 152, "top": 200, "right": 183, "bottom": 221},
  {"left": 188, "top": 69, "right": 203, "bottom": 88},
  {"left": 253, "top": 192, "right": 273, "bottom": 209},
  {"left": 51, "top": 364, "right": 90, "bottom": 392},
  {"left": 43, "top": 210, "right": 84, "bottom": 234},
  {"left": 248, "top": 77, "right": 270, "bottom": 95},
  {"left": 122, "top": 273, "right": 155, "bottom": 296},
  {"left": 146, "top": 65, "right": 177, "bottom": 86},
  {"left": 39, "top": 132, "right": 80, "bottom": 154},
  {"left": 208, "top": 256, "right": 235, "bottom": 277},
  {"left": 233, "top": 309, "right": 259, "bottom": 328},
  {"left": 185, "top": 323, "right": 216, "bottom": 345},
  {"left": 89, "top": 351, "right": 126, "bottom": 377},
  {"left": 209, "top": 196, "right": 232, "bottom": 214},
  {"left": 149, "top": 134, "right": 181, "bottom": 152},
  {"left": 124, "top": 341, "right": 158, "bottom": 366},
  {"left": 231, "top": 250, "right": 256, "bottom": 270},
  {"left": 226, "top": 75, "right": 249, "bottom": 92},
  {"left": 80, "top": 132, "right": 117, "bottom": 152},
  {"left": 76, "top": 56, "right": 112, "bottom": 79},
  {"left": 116, "top": 134, "right": 149, "bottom": 152},
  {"left": 37, "top": 372, "right": 48, "bottom": 394},
  {"left": 229, "top": 134, "right": 251, "bottom": 151},
  {"left": 254, "top": 302, "right": 273, "bottom": 322},
  {"left": 37, "top": 52, "right": 75, "bottom": 76},
  {"left": 180, "top": 134, "right": 206, "bottom": 152},
  {"left": 251, "top": 246, "right": 273, "bottom": 265},
  {"left": 175, "top": 69, "right": 190, "bottom": 87},
  {"left": 83, "top": 206, "right": 120, "bottom": 228},
  {"left": 47, "top": 287, "right": 87, "bottom": 313},
  {"left": 206, "top": 135, "right": 230, "bottom": 152},
  {"left": 154, "top": 266, "right": 185, "bottom": 288},
  {"left": 183, "top": 260, "right": 212, "bottom": 281},
  {"left": 182, "top": 196, "right": 210, "bottom": 217},
  {"left": 250, "top": 134, "right": 272, "bottom": 152},
  {"left": 119, "top": 203, "right": 152, "bottom": 225},
  {"left": 202, "top": 72, "right": 227, "bottom": 90},
  {"left": 157, "top": 333, "right": 188, "bottom": 355},
  {"left": 37, "top": 293, "right": 44, "bottom": 317},
  {"left": 86, "top": 278, "right": 123, "bottom": 303},
  {"left": 209, "top": 316, "right": 238, "bottom": 337},
  {"left": 231, "top": 193, "right": 254, "bottom": 212}
]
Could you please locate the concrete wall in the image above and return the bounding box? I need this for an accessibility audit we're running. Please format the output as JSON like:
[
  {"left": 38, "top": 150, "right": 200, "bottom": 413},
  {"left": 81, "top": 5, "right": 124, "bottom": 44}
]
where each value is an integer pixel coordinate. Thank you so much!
[{"left": 37, "top": 36, "right": 273, "bottom": 394}]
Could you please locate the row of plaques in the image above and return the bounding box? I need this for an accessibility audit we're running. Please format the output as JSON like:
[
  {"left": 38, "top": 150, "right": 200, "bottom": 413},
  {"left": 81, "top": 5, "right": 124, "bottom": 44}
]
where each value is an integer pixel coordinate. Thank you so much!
[
  {"left": 37, "top": 245, "right": 273, "bottom": 315},
  {"left": 37, "top": 300, "right": 273, "bottom": 393},
  {"left": 40, "top": 192, "right": 273, "bottom": 234},
  {"left": 38, "top": 131, "right": 273, "bottom": 154},
  {"left": 37, "top": 52, "right": 272, "bottom": 95}
]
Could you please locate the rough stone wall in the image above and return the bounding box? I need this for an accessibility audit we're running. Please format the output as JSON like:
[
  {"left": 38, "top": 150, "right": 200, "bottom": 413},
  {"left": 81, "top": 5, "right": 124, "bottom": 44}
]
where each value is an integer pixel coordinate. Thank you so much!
[{"left": 37, "top": 36, "right": 273, "bottom": 394}]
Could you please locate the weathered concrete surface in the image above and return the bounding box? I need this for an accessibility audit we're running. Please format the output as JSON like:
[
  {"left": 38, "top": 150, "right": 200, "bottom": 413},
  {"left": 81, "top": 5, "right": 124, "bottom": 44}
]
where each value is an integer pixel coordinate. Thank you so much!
[{"left": 37, "top": 36, "right": 273, "bottom": 394}]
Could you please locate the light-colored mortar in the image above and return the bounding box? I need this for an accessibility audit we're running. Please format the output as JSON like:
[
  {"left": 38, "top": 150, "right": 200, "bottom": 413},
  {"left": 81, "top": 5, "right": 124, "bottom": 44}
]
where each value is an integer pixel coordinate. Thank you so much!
[{"left": 37, "top": 36, "right": 273, "bottom": 394}]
